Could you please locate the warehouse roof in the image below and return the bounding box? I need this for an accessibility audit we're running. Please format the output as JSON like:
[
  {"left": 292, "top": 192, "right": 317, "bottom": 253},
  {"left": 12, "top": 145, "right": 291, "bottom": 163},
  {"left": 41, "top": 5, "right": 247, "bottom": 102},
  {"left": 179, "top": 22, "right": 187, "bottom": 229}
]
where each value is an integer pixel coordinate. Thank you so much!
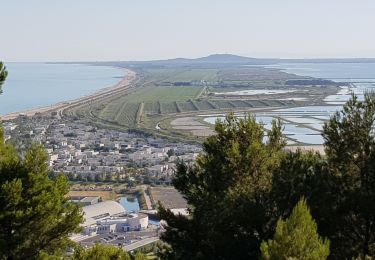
[{"left": 82, "top": 200, "right": 125, "bottom": 226}]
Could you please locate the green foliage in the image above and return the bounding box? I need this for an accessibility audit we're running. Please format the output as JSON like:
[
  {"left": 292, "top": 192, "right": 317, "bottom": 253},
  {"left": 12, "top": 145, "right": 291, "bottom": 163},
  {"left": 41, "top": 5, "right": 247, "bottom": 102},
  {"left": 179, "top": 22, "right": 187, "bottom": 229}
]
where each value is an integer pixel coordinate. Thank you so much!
[
  {"left": 158, "top": 113, "right": 286, "bottom": 259},
  {"left": 73, "top": 244, "right": 130, "bottom": 260},
  {"left": 260, "top": 198, "right": 330, "bottom": 260},
  {"left": 270, "top": 150, "right": 331, "bottom": 222},
  {"left": 0, "top": 61, "right": 7, "bottom": 93},
  {"left": 134, "top": 251, "right": 148, "bottom": 260},
  {"left": 166, "top": 149, "right": 175, "bottom": 157},
  {"left": 321, "top": 92, "right": 375, "bottom": 258},
  {"left": 0, "top": 143, "right": 83, "bottom": 259},
  {"left": 269, "top": 93, "right": 375, "bottom": 259}
]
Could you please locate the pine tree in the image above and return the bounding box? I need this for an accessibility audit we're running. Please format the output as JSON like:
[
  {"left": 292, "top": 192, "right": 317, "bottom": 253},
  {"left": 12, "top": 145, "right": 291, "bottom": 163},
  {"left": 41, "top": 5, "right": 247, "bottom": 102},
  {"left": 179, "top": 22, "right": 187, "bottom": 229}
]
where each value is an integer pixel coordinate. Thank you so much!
[
  {"left": 0, "top": 142, "right": 84, "bottom": 258},
  {"left": 260, "top": 198, "right": 330, "bottom": 260},
  {"left": 322, "top": 93, "right": 375, "bottom": 258},
  {"left": 159, "top": 114, "right": 286, "bottom": 259},
  {"left": 0, "top": 61, "right": 7, "bottom": 94},
  {"left": 134, "top": 251, "right": 148, "bottom": 260},
  {"left": 73, "top": 243, "right": 131, "bottom": 260}
]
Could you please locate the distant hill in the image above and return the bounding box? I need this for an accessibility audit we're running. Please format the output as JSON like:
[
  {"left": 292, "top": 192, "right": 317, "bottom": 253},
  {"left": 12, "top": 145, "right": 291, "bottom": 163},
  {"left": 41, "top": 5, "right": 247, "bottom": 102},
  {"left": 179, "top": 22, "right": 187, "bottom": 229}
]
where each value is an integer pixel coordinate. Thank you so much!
[
  {"left": 193, "top": 54, "right": 269, "bottom": 64},
  {"left": 135, "top": 54, "right": 272, "bottom": 66},
  {"left": 51, "top": 54, "right": 375, "bottom": 68}
]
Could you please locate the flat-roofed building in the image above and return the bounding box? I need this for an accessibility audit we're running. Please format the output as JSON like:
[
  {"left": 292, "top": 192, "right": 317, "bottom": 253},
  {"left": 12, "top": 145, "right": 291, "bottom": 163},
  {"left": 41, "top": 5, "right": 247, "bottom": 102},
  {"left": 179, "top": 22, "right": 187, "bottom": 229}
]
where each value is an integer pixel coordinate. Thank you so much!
[
  {"left": 82, "top": 201, "right": 125, "bottom": 235},
  {"left": 80, "top": 201, "right": 148, "bottom": 236},
  {"left": 96, "top": 213, "right": 148, "bottom": 234}
]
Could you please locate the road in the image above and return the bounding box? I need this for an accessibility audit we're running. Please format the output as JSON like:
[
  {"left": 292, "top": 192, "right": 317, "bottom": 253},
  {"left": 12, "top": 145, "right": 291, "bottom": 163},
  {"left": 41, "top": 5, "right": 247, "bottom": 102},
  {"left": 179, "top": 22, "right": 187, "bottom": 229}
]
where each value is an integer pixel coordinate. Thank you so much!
[
  {"left": 140, "top": 185, "right": 153, "bottom": 210},
  {"left": 123, "top": 236, "right": 159, "bottom": 251}
]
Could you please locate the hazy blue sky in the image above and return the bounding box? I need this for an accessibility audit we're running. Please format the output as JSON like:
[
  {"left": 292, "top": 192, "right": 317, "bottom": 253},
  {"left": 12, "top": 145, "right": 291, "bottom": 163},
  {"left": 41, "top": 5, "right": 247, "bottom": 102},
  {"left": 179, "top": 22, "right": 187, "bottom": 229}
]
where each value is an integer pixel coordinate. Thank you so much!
[{"left": 1, "top": 0, "right": 375, "bottom": 61}]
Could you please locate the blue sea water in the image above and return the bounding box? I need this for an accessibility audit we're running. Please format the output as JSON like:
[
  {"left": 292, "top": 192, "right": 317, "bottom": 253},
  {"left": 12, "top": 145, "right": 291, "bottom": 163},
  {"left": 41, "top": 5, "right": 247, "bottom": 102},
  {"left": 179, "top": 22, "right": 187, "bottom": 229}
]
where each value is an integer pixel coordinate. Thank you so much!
[
  {"left": 268, "top": 62, "right": 375, "bottom": 82},
  {"left": 0, "top": 63, "right": 124, "bottom": 115}
]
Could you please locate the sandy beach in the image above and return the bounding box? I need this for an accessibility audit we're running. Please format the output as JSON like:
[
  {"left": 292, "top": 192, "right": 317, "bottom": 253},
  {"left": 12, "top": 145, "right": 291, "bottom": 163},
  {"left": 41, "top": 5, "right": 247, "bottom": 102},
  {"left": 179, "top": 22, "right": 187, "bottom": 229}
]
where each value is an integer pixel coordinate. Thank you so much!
[{"left": 0, "top": 68, "right": 136, "bottom": 121}]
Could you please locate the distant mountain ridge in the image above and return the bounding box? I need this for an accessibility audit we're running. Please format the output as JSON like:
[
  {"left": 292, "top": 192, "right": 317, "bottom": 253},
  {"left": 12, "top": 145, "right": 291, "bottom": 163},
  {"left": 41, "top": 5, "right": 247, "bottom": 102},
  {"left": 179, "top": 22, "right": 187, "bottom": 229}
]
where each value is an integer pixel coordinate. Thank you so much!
[
  {"left": 132, "top": 54, "right": 268, "bottom": 65},
  {"left": 51, "top": 54, "right": 375, "bottom": 67}
]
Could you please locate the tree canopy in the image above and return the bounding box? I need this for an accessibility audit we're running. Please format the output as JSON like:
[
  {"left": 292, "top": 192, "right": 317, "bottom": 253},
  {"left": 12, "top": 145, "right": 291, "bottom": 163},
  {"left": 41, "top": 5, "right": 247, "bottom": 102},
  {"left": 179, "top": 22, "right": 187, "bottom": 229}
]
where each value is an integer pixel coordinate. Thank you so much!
[
  {"left": 73, "top": 244, "right": 131, "bottom": 260},
  {"left": 0, "top": 143, "right": 83, "bottom": 259},
  {"left": 0, "top": 62, "right": 7, "bottom": 94},
  {"left": 158, "top": 93, "right": 375, "bottom": 259},
  {"left": 321, "top": 92, "right": 375, "bottom": 258},
  {"left": 260, "top": 198, "right": 330, "bottom": 260},
  {"left": 0, "top": 63, "right": 84, "bottom": 259},
  {"left": 158, "top": 114, "right": 286, "bottom": 259}
]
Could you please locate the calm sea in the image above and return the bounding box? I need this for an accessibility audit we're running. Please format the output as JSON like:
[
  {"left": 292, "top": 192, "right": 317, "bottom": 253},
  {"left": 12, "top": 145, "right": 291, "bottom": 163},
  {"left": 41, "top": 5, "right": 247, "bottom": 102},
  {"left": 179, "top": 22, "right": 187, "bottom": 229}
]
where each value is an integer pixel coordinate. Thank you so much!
[
  {"left": 0, "top": 63, "right": 124, "bottom": 115},
  {"left": 268, "top": 62, "right": 375, "bottom": 82}
]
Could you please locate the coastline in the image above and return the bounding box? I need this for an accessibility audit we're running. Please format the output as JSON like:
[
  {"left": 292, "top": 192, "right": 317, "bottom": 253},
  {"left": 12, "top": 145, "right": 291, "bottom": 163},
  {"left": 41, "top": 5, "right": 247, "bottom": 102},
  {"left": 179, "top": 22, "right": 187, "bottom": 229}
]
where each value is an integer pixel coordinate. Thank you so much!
[{"left": 0, "top": 68, "right": 136, "bottom": 121}]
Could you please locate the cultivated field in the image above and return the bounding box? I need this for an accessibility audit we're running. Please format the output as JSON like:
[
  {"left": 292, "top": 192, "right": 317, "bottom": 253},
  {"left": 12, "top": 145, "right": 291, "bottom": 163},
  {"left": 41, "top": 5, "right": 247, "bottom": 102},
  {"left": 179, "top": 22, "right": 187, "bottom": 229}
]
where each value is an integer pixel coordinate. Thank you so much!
[
  {"left": 149, "top": 187, "right": 187, "bottom": 209},
  {"left": 64, "top": 66, "right": 339, "bottom": 141}
]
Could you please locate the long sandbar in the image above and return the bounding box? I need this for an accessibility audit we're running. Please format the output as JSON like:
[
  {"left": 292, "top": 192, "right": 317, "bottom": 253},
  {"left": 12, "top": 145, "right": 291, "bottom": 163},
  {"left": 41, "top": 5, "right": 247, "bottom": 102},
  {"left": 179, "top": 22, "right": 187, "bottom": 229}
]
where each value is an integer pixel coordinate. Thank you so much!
[{"left": 1, "top": 68, "right": 136, "bottom": 121}]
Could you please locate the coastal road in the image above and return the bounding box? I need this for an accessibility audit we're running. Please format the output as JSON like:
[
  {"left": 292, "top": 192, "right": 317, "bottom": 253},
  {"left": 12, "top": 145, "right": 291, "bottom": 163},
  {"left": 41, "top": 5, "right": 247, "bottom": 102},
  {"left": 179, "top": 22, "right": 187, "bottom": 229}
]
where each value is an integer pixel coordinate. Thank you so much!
[{"left": 123, "top": 236, "right": 159, "bottom": 251}]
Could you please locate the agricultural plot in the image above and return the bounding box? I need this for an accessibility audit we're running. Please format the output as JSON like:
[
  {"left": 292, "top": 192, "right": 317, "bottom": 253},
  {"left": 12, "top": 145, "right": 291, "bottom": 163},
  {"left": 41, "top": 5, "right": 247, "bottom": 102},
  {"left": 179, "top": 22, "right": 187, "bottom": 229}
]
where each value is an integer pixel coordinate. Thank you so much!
[
  {"left": 160, "top": 102, "right": 179, "bottom": 114},
  {"left": 228, "top": 100, "right": 251, "bottom": 107},
  {"left": 195, "top": 100, "right": 216, "bottom": 110},
  {"left": 122, "top": 85, "right": 204, "bottom": 103},
  {"left": 98, "top": 102, "right": 122, "bottom": 122},
  {"left": 211, "top": 100, "right": 235, "bottom": 109},
  {"left": 177, "top": 101, "right": 199, "bottom": 112},
  {"left": 144, "top": 102, "right": 160, "bottom": 115},
  {"left": 150, "top": 187, "right": 187, "bottom": 209},
  {"left": 115, "top": 103, "right": 140, "bottom": 127},
  {"left": 67, "top": 65, "right": 328, "bottom": 140},
  {"left": 145, "top": 68, "right": 218, "bottom": 83},
  {"left": 165, "top": 69, "right": 218, "bottom": 82}
]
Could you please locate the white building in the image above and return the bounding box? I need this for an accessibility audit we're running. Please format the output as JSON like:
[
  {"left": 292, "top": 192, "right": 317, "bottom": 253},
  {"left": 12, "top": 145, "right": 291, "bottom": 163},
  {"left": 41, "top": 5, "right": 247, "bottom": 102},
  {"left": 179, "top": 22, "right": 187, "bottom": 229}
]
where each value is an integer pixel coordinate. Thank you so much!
[
  {"left": 96, "top": 213, "right": 149, "bottom": 234},
  {"left": 81, "top": 201, "right": 148, "bottom": 236}
]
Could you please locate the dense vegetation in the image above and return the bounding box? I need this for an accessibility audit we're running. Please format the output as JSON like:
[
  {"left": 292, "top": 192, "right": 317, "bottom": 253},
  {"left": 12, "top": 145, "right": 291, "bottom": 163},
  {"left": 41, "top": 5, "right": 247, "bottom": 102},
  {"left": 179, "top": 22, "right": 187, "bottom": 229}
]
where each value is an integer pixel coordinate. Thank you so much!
[
  {"left": 159, "top": 93, "right": 375, "bottom": 259},
  {"left": 260, "top": 198, "right": 330, "bottom": 260}
]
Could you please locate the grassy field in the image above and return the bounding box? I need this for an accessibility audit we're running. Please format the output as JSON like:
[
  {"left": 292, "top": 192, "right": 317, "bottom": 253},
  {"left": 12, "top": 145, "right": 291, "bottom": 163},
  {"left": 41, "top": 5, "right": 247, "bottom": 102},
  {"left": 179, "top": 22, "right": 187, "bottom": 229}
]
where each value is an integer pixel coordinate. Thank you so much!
[{"left": 144, "top": 68, "right": 218, "bottom": 83}]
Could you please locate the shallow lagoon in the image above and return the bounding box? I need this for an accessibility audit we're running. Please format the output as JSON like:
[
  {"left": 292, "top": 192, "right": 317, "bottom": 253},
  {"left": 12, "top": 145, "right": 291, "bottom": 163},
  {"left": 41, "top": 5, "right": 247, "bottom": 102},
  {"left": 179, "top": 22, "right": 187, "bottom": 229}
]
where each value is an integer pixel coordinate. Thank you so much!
[
  {"left": 202, "top": 105, "right": 342, "bottom": 145},
  {"left": 214, "top": 89, "right": 295, "bottom": 96}
]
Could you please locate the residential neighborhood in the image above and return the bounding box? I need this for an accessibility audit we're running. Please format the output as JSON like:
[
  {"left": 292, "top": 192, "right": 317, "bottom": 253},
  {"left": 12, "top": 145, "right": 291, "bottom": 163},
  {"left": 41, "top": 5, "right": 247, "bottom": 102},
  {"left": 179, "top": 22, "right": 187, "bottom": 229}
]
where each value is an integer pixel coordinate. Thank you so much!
[{"left": 3, "top": 115, "right": 201, "bottom": 185}]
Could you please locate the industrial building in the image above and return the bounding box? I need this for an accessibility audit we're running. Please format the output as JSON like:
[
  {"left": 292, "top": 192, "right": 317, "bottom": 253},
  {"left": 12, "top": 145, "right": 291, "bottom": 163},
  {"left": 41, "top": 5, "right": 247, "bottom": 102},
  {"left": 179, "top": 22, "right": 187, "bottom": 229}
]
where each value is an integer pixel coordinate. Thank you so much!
[{"left": 81, "top": 200, "right": 148, "bottom": 236}]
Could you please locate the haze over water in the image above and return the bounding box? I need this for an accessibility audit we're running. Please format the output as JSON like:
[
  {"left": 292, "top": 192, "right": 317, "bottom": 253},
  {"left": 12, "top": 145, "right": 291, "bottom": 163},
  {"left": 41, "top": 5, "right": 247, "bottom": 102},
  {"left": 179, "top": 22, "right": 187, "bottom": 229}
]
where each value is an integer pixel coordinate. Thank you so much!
[
  {"left": 0, "top": 63, "right": 124, "bottom": 115},
  {"left": 271, "top": 62, "right": 375, "bottom": 82}
]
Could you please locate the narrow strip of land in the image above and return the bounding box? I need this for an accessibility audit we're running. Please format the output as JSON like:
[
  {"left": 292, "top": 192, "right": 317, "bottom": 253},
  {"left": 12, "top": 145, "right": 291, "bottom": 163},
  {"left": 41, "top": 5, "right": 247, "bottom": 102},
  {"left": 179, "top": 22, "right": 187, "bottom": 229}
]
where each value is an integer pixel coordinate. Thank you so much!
[{"left": 0, "top": 68, "right": 136, "bottom": 121}]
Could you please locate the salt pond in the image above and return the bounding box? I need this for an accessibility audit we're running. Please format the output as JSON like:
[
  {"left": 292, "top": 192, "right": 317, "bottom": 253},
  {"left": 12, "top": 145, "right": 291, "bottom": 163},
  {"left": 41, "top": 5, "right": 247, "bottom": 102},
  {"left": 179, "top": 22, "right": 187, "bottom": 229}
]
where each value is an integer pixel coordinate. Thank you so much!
[
  {"left": 214, "top": 89, "right": 295, "bottom": 96},
  {"left": 324, "top": 83, "right": 375, "bottom": 104},
  {"left": 202, "top": 106, "right": 338, "bottom": 145},
  {"left": 205, "top": 62, "right": 375, "bottom": 144}
]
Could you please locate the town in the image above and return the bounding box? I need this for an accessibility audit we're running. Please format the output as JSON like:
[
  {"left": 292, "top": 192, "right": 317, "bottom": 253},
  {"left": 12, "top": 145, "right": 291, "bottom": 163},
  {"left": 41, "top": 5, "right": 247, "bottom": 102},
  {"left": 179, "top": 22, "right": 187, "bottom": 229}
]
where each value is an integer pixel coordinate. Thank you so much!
[
  {"left": 3, "top": 114, "right": 201, "bottom": 185},
  {"left": 2, "top": 113, "right": 197, "bottom": 252}
]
